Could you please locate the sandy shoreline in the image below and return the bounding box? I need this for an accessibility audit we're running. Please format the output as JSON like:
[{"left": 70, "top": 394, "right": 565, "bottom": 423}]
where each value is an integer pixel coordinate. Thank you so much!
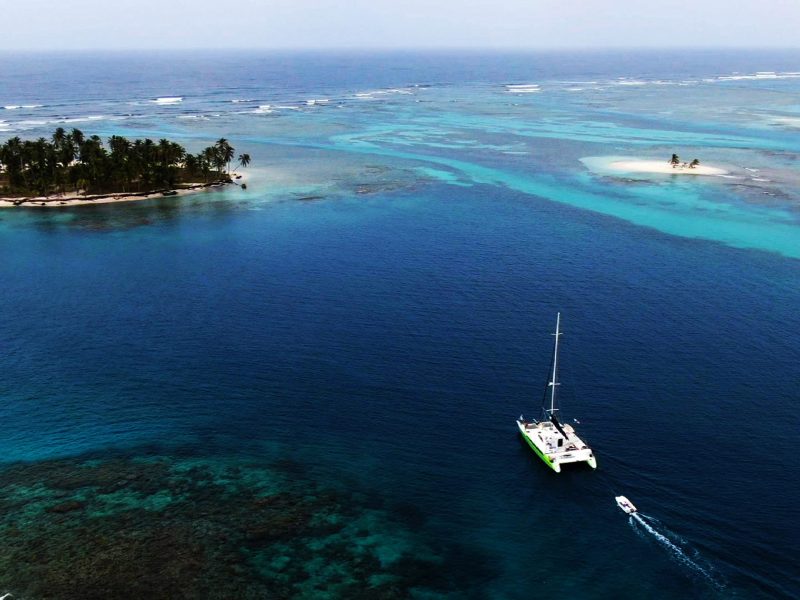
[
  {"left": 607, "top": 160, "right": 728, "bottom": 176},
  {"left": 0, "top": 174, "right": 247, "bottom": 208}
]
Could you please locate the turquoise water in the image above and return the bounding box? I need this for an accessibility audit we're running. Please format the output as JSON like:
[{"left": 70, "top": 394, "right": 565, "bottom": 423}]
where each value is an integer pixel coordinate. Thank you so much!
[{"left": 1, "top": 51, "right": 799, "bottom": 598}]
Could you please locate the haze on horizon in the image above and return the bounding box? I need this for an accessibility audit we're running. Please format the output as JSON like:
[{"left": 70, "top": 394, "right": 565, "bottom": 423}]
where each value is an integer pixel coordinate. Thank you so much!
[{"left": 2, "top": 0, "right": 800, "bottom": 51}]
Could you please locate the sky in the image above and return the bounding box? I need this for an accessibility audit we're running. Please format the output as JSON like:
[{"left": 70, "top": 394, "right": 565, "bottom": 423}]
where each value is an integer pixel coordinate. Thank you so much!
[{"left": 2, "top": 0, "right": 800, "bottom": 50}]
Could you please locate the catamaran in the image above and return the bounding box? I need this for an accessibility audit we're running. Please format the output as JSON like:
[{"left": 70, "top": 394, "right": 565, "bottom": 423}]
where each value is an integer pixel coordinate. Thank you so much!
[{"left": 516, "top": 313, "right": 597, "bottom": 473}]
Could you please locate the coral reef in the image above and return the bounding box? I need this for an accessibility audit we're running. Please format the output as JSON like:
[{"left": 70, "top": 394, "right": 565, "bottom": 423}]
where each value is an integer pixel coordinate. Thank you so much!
[{"left": 0, "top": 452, "right": 480, "bottom": 599}]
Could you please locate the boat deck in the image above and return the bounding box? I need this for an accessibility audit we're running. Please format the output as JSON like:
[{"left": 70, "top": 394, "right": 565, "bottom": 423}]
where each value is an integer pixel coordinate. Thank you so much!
[
  {"left": 522, "top": 421, "right": 589, "bottom": 451},
  {"left": 518, "top": 419, "right": 596, "bottom": 471}
]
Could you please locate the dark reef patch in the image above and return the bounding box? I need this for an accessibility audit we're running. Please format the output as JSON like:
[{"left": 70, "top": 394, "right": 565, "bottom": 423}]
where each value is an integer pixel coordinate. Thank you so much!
[{"left": 0, "top": 452, "right": 490, "bottom": 599}]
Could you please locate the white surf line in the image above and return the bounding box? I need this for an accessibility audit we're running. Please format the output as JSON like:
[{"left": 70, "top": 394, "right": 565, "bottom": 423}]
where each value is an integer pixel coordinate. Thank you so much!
[{"left": 630, "top": 513, "right": 721, "bottom": 588}]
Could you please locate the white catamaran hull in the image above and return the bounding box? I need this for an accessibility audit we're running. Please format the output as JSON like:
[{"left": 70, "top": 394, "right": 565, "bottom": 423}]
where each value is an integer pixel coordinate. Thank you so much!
[{"left": 517, "top": 418, "right": 597, "bottom": 473}]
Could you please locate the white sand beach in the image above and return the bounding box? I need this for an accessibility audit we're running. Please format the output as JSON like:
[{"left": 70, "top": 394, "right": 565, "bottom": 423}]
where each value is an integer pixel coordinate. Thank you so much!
[
  {"left": 608, "top": 160, "right": 728, "bottom": 176},
  {"left": 580, "top": 156, "right": 728, "bottom": 177},
  {"left": 0, "top": 175, "right": 247, "bottom": 208}
]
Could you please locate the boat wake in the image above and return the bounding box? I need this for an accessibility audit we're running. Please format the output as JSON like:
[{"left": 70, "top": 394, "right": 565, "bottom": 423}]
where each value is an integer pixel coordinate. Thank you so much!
[{"left": 630, "top": 512, "right": 723, "bottom": 589}]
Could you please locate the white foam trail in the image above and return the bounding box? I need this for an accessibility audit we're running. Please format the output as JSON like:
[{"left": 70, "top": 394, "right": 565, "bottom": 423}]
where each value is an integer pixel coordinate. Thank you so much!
[
  {"left": 0, "top": 593, "right": 13, "bottom": 599},
  {"left": 151, "top": 96, "right": 183, "bottom": 105},
  {"left": 631, "top": 513, "right": 720, "bottom": 587}
]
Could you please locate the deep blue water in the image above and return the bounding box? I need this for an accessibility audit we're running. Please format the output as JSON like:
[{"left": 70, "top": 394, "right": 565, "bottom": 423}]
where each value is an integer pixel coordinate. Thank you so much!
[{"left": 1, "top": 51, "right": 799, "bottom": 598}]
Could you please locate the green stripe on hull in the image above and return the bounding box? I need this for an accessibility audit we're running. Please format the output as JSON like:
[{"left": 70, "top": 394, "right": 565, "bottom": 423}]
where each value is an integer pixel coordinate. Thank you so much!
[{"left": 520, "top": 430, "right": 559, "bottom": 472}]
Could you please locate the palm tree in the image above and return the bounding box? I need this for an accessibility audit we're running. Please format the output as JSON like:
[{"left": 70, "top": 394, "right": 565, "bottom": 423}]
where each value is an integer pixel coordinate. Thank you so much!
[
  {"left": 215, "top": 138, "right": 235, "bottom": 175},
  {"left": 689, "top": 159, "right": 700, "bottom": 168},
  {"left": 202, "top": 147, "right": 219, "bottom": 180},
  {"left": 70, "top": 128, "right": 85, "bottom": 148},
  {"left": 48, "top": 128, "right": 68, "bottom": 191},
  {"left": 1, "top": 137, "right": 24, "bottom": 187},
  {"left": 237, "top": 153, "right": 251, "bottom": 171},
  {"left": 670, "top": 153, "right": 680, "bottom": 167},
  {"left": 184, "top": 154, "right": 198, "bottom": 178},
  {"left": 198, "top": 153, "right": 212, "bottom": 182},
  {"left": 31, "top": 137, "right": 52, "bottom": 194},
  {"left": 52, "top": 127, "right": 66, "bottom": 147},
  {"left": 108, "top": 136, "right": 131, "bottom": 191},
  {"left": 59, "top": 133, "right": 77, "bottom": 168}
]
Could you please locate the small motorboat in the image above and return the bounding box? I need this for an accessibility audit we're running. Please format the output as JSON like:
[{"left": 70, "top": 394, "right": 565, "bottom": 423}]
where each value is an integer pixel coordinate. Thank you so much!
[{"left": 615, "top": 495, "right": 637, "bottom": 514}]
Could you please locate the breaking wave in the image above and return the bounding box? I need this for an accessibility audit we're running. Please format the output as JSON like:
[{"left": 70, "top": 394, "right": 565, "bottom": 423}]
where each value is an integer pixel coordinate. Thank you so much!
[
  {"left": 57, "top": 115, "right": 108, "bottom": 124},
  {"left": 770, "top": 116, "right": 800, "bottom": 129},
  {"left": 506, "top": 84, "right": 540, "bottom": 93},
  {"left": 717, "top": 71, "right": 800, "bottom": 81},
  {"left": 2, "top": 114, "right": 130, "bottom": 132},
  {"left": 151, "top": 97, "right": 183, "bottom": 105},
  {"left": 355, "top": 88, "right": 415, "bottom": 100}
]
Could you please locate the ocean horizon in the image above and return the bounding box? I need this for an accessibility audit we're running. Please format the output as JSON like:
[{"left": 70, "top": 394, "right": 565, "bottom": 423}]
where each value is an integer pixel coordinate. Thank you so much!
[{"left": 1, "top": 49, "right": 799, "bottom": 598}]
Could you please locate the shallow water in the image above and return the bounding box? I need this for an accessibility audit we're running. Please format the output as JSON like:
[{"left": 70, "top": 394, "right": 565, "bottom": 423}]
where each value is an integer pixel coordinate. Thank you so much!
[{"left": 1, "top": 50, "right": 799, "bottom": 599}]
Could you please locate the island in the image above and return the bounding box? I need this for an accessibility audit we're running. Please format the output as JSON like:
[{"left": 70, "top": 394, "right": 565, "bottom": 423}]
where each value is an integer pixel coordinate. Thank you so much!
[
  {"left": 0, "top": 127, "right": 251, "bottom": 207},
  {"left": 607, "top": 160, "right": 727, "bottom": 176},
  {"left": 580, "top": 154, "right": 728, "bottom": 177}
]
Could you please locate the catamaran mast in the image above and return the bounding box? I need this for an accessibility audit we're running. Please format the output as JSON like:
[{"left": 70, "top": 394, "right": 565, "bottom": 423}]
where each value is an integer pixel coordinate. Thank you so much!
[{"left": 548, "top": 312, "right": 562, "bottom": 416}]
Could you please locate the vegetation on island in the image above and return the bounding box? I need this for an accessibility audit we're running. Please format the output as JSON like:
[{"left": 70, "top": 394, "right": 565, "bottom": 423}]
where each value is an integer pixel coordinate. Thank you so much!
[
  {"left": 669, "top": 153, "right": 700, "bottom": 169},
  {"left": 0, "top": 127, "right": 251, "bottom": 198}
]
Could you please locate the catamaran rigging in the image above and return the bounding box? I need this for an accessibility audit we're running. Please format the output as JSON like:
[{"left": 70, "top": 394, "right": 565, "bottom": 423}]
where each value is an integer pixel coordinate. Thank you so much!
[{"left": 516, "top": 313, "right": 597, "bottom": 473}]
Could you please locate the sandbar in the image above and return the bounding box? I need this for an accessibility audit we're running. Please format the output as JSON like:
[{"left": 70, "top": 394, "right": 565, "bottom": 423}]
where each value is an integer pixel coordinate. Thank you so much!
[
  {"left": 606, "top": 160, "right": 727, "bottom": 176},
  {"left": 581, "top": 156, "right": 729, "bottom": 177}
]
